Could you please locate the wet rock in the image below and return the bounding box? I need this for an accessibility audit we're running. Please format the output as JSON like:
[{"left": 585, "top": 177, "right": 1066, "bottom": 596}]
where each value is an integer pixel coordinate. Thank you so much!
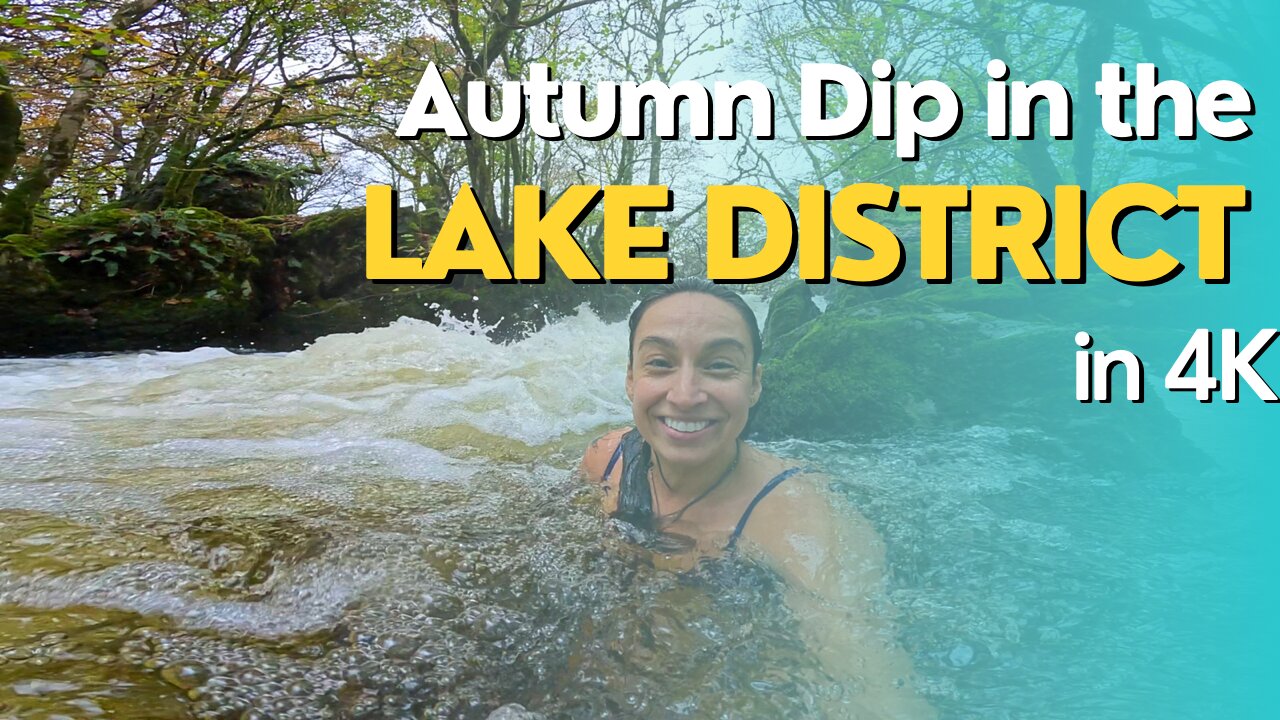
[
  {"left": 1, "top": 192, "right": 641, "bottom": 355},
  {"left": 163, "top": 514, "right": 330, "bottom": 598}
]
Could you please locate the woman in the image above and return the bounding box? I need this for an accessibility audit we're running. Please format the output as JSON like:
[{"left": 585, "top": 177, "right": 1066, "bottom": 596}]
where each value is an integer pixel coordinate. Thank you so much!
[{"left": 580, "top": 279, "right": 934, "bottom": 719}]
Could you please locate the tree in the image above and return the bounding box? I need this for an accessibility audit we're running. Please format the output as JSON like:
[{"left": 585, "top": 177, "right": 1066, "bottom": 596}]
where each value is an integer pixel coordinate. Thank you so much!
[
  {"left": 0, "top": 0, "right": 163, "bottom": 235},
  {"left": 738, "top": 0, "right": 1256, "bottom": 197}
]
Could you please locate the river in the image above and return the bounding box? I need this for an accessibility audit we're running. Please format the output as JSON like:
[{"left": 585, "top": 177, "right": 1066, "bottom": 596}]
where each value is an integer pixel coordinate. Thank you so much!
[{"left": 0, "top": 307, "right": 1255, "bottom": 719}]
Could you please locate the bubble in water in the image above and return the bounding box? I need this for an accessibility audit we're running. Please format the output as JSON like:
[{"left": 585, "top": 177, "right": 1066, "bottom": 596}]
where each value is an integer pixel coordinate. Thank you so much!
[{"left": 161, "top": 659, "right": 211, "bottom": 690}]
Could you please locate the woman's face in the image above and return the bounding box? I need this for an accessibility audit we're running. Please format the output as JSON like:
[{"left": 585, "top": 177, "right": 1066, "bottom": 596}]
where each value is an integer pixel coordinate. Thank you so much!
[{"left": 626, "top": 292, "right": 762, "bottom": 473}]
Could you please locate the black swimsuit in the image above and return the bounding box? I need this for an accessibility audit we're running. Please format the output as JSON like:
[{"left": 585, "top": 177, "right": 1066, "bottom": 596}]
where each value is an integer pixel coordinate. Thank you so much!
[{"left": 602, "top": 437, "right": 804, "bottom": 551}]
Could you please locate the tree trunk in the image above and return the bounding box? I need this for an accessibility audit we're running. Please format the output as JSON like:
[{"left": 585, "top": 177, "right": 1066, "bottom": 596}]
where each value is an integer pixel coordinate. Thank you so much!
[
  {"left": 158, "top": 139, "right": 207, "bottom": 208},
  {"left": 1073, "top": 14, "right": 1114, "bottom": 190},
  {"left": 0, "top": 0, "right": 164, "bottom": 235},
  {"left": 0, "top": 64, "right": 22, "bottom": 197}
]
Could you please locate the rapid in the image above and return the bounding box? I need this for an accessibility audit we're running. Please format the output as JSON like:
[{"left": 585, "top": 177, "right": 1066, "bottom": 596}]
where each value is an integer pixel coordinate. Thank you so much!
[{"left": 0, "top": 307, "right": 1250, "bottom": 719}]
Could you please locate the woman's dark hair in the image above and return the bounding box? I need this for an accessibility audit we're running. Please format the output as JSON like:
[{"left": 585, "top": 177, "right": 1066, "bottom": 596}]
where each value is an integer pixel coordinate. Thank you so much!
[{"left": 626, "top": 278, "right": 762, "bottom": 367}]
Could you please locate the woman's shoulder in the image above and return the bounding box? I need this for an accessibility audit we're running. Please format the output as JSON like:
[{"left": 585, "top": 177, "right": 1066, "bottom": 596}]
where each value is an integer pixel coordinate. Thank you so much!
[
  {"left": 741, "top": 445, "right": 814, "bottom": 491},
  {"left": 735, "top": 455, "right": 884, "bottom": 582},
  {"left": 579, "top": 427, "right": 632, "bottom": 483}
]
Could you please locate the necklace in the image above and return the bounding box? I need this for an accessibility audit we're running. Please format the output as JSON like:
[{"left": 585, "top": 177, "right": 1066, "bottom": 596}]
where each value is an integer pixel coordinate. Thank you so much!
[{"left": 651, "top": 442, "right": 741, "bottom": 524}]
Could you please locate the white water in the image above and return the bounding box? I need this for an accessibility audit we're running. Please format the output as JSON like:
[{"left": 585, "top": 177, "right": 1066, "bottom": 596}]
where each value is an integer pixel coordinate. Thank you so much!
[{"left": 0, "top": 305, "right": 1240, "bottom": 719}]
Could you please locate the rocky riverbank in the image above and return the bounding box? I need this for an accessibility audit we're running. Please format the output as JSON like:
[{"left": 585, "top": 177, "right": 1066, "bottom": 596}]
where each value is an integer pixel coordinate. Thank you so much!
[
  {"left": 0, "top": 199, "right": 635, "bottom": 357},
  {"left": 752, "top": 280, "right": 1203, "bottom": 470}
]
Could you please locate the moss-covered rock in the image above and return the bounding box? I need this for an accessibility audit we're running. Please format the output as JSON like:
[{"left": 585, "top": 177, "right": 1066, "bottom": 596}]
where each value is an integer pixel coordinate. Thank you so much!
[
  {"left": 276, "top": 206, "right": 373, "bottom": 302},
  {"left": 752, "top": 287, "right": 1200, "bottom": 470},
  {"left": 1, "top": 207, "right": 273, "bottom": 355},
  {"left": 40, "top": 206, "right": 271, "bottom": 300},
  {"left": 261, "top": 204, "right": 639, "bottom": 345},
  {"left": 0, "top": 235, "right": 65, "bottom": 352},
  {"left": 760, "top": 282, "right": 819, "bottom": 360},
  {"left": 125, "top": 155, "right": 305, "bottom": 219},
  {"left": 0, "top": 195, "right": 640, "bottom": 356}
]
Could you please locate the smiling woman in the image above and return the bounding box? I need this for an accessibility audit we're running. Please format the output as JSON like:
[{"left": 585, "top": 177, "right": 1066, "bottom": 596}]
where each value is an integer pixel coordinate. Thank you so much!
[{"left": 580, "top": 278, "right": 936, "bottom": 719}]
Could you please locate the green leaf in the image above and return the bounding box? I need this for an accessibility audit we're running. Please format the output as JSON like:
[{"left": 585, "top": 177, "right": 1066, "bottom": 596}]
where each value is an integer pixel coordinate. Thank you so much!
[{"left": 105, "top": 261, "right": 119, "bottom": 277}]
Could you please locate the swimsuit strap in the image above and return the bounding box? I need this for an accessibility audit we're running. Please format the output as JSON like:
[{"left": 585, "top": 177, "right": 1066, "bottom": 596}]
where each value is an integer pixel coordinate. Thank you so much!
[
  {"left": 602, "top": 433, "right": 808, "bottom": 547},
  {"left": 725, "top": 467, "right": 806, "bottom": 551},
  {"left": 603, "top": 438, "right": 625, "bottom": 481}
]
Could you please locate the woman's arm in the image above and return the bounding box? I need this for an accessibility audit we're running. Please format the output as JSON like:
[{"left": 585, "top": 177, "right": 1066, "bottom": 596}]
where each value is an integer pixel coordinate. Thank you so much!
[{"left": 744, "top": 477, "right": 935, "bottom": 720}]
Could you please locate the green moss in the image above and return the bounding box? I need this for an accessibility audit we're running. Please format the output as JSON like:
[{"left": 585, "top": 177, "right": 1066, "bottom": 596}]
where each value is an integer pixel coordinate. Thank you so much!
[
  {"left": 32, "top": 207, "right": 137, "bottom": 249},
  {"left": 754, "top": 312, "right": 927, "bottom": 439},
  {"left": 33, "top": 207, "right": 272, "bottom": 296},
  {"left": 761, "top": 282, "right": 820, "bottom": 360},
  {"left": 1, "top": 233, "right": 44, "bottom": 258},
  {"left": 897, "top": 282, "right": 1039, "bottom": 318}
]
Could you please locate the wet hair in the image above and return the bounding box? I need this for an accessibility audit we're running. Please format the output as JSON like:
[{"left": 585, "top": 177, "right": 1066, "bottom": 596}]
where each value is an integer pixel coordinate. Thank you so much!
[{"left": 627, "top": 278, "right": 762, "bottom": 367}]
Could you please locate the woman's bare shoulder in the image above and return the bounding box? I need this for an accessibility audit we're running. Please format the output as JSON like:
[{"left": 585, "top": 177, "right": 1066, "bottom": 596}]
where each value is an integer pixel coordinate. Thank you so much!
[
  {"left": 741, "top": 467, "right": 886, "bottom": 591},
  {"left": 579, "top": 427, "right": 631, "bottom": 483}
]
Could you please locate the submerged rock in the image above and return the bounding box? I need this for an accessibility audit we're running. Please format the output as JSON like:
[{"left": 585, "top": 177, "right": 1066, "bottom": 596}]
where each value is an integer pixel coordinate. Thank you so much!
[{"left": 487, "top": 703, "right": 546, "bottom": 719}]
